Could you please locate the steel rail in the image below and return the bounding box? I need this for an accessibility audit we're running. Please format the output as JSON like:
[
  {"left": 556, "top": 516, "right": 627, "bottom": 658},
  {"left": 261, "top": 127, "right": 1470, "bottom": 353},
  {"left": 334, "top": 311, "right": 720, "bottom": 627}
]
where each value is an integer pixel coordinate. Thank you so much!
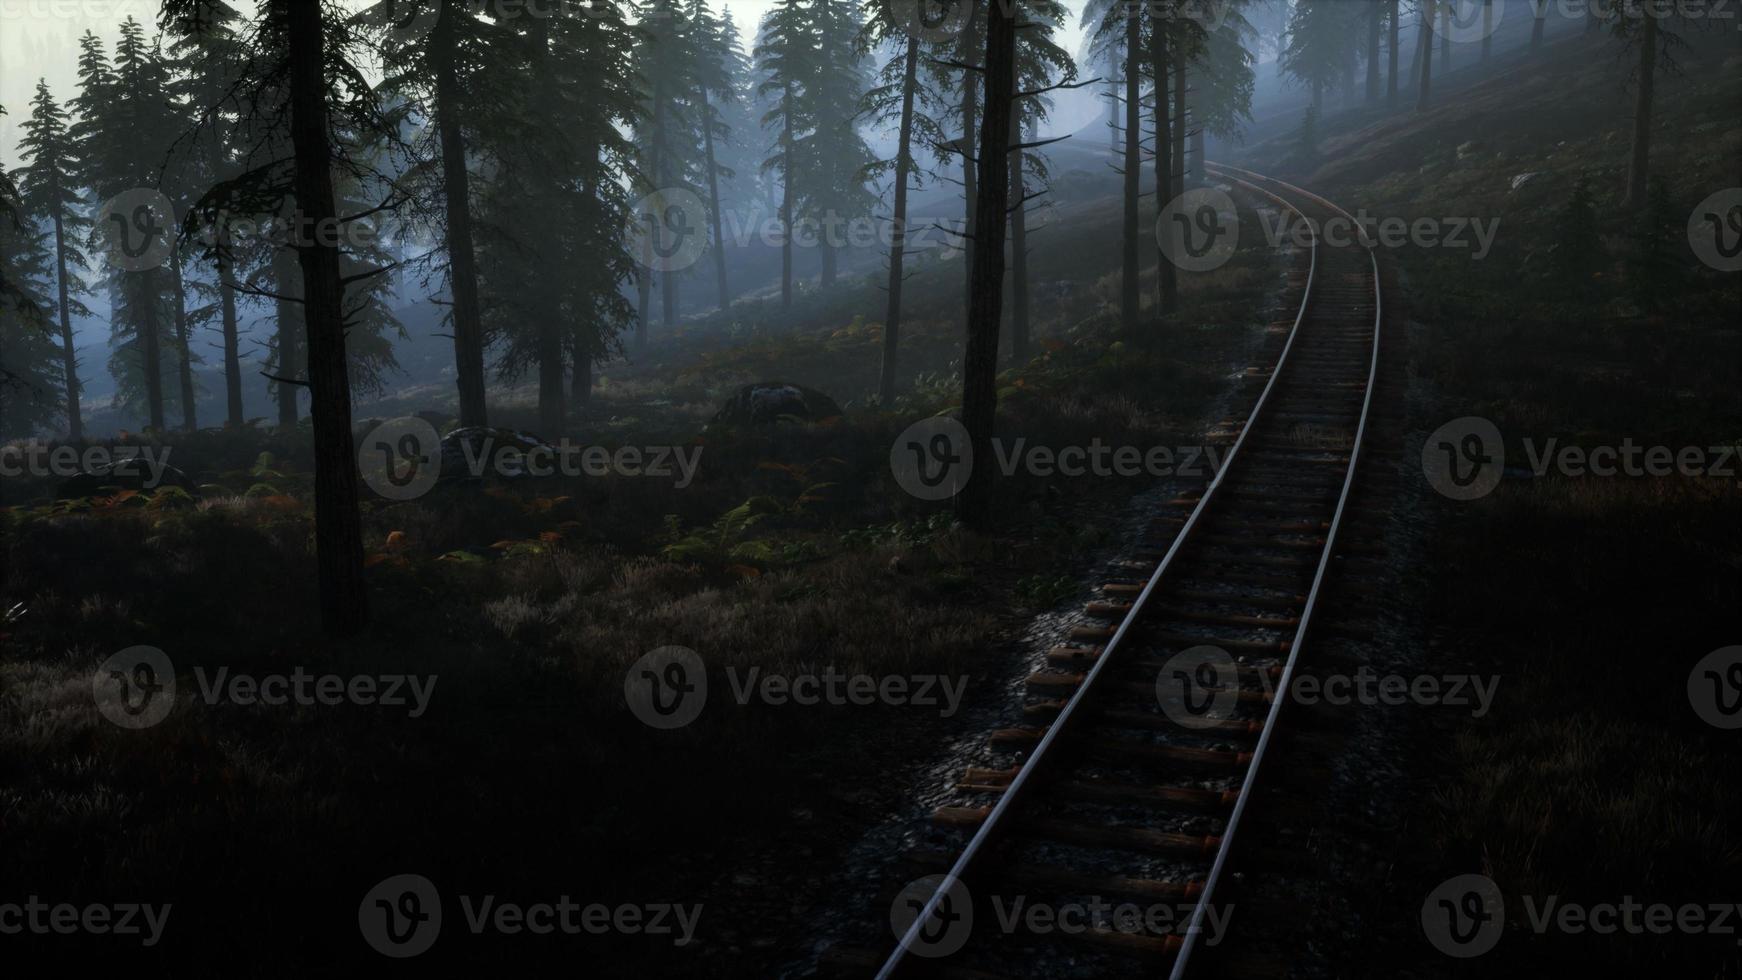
[
  {"left": 1163, "top": 162, "right": 1385, "bottom": 980},
  {"left": 876, "top": 166, "right": 1333, "bottom": 980}
]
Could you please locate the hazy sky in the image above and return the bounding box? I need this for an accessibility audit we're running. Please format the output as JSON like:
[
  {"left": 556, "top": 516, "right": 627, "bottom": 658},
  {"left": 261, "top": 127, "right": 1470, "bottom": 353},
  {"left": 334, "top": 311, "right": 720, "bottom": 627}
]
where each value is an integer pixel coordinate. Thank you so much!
[{"left": 0, "top": 0, "right": 1097, "bottom": 168}]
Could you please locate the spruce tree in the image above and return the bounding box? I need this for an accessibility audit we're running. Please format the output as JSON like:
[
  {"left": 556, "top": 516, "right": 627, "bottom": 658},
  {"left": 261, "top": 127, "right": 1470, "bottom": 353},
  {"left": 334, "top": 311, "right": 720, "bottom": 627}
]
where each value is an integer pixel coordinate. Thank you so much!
[
  {"left": 15, "top": 80, "right": 93, "bottom": 440},
  {"left": 0, "top": 105, "right": 67, "bottom": 440}
]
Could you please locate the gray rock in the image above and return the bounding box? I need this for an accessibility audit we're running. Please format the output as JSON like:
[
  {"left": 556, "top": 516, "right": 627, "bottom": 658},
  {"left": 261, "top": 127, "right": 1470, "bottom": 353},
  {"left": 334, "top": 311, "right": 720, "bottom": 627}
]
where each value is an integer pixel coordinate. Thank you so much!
[
  {"left": 712, "top": 382, "right": 843, "bottom": 426},
  {"left": 437, "top": 427, "right": 556, "bottom": 481},
  {"left": 56, "top": 457, "right": 198, "bottom": 499}
]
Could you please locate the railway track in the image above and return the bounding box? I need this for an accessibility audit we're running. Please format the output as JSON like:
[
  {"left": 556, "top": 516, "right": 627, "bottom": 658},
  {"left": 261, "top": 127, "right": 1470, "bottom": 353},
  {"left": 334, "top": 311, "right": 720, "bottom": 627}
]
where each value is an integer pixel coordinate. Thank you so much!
[{"left": 837, "top": 166, "right": 1384, "bottom": 979}]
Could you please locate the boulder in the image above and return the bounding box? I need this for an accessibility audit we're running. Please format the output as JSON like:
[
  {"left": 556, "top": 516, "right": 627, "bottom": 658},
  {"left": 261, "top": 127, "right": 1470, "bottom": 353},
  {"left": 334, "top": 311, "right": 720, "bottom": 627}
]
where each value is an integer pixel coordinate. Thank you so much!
[
  {"left": 712, "top": 382, "right": 843, "bottom": 426},
  {"left": 437, "top": 426, "right": 556, "bottom": 481},
  {"left": 57, "top": 457, "right": 199, "bottom": 500}
]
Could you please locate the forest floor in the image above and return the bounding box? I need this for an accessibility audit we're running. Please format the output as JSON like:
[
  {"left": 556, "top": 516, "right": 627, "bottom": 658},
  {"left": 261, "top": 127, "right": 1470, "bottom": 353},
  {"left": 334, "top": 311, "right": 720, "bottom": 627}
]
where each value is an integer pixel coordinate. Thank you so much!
[
  {"left": 1228, "top": 27, "right": 1742, "bottom": 978},
  {"left": 0, "top": 158, "right": 1292, "bottom": 972},
  {"left": 2, "top": 26, "right": 1738, "bottom": 978}
]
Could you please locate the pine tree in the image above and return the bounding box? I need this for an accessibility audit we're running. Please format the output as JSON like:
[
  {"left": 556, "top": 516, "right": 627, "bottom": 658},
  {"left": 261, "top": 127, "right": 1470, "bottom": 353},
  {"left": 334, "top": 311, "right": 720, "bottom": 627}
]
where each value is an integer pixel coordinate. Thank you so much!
[
  {"left": 477, "top": 3, "right": 639, "bottom": 428},
  {"left": 0, "top": 105, "right": 67, "bottom": 440},
  {"left": 80, "top": 19, "right": 185, "bottom": 432},
  {"left": 692, "top": 0, "right": 749, "bottom": 311},
  {"left": 162, "top": 0, "right": 410, "bottom": 634},
  {"left": 1611, "top": 0, "right": 1689, "bottom": 212},
  {"left": 754, "top": 0, "right": 814, "bottom": 310},
  {"left": 635, "top": 0, "right": 709, "bottom": 329},
  {"left": 1282, "top": 0, "right": 1363, "bottom": 113},
  {"left": 1006, "top": 0, "right": 1075, "bottom": 358},
  {"left": 957, "top": 0, "right": 1018, "bottom": 527},
  {"left": 371, "top": 0, "right": 493, "bottom": 426},
  {"left": 15, "top": 80, "right": 93, "bottom": 440},
  {"left": 797, "top": 0, "right": 875, "bottom": 290},
  {"left": 1084, "top": 0, "right": 1142, "bottom": 333},
  {"left": 161, "top": 0, "right": 250, "bottom": 429},
  {"left": 859, "top": 0, "right": 952, "bottom": 406}
]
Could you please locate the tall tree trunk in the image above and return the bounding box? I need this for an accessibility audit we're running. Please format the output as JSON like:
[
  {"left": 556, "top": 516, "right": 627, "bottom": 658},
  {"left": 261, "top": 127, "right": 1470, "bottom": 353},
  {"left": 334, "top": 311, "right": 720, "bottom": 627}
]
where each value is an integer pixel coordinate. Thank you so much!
[
  {"left": 1120, "top": 2, "right": 1141, "bottom": 333},
  {"left": 1411, "top": 3, "right": 1429, "bottom": 87},
  {"left": 138, "top": 271, "right": 165, "bottom": 431},
  {"left": 1624, "top": 13, "right": 1658, "bottom": 211},
  {"left": 434, "top": 0, "right": 488, "bottom": 428},
  {"left": 171, "top": 250, "right": 196, "bottom": 432},
  {"left": 957, "top": 0, "right": 1016, "bottom": 529},
  {"left": 1153, "top": 19, "right": 1177, "bottom": 316},
  {"left": 1190, "top": 110, "right": 1205, "bottom": 186},
  {"left": 51, "top": 209, "right": 81, "bottom": 439},
  {"left": 1484, "top": 0, "right": 1495, "bottom": 59},
  {"left": 1173, "top": 56, "right": 1187, "bottom": 198},
  {"left": 780, "top": 78, "right": 795, "bottom": 310},
  {"left": 880, "top": 35, "right": 920, "bottom": 408},
  {"left": 1440, "top": 2, "right": 1452, "bottom": 70},
  {"left": 1531, "top": 0, "right": 1548, "bottom": 51},
  {"left": 959, "top": 2, "right": 982, "bottom": 313},
  {"left": 819, "top": 240, "right": 837, "bottom": 289},
  {"left": 273, "top": 247, "right": 301, "bottom": 426},
  {"left": 1367, "top": 3, "right": 1382, "bottom": 102},
  {"left": 635, "top": 270, "right": 650, "bottom": 349},
  {"left": 532, "top": 15, "right": 564, "bottom": 435},
  {"left": 1418, "top": 0, "right": 1437, "bottom": 110},
  {"left": 571, "top": 344, "right": 591, "bottom": 414},
  {"left": 699, "top": 85, "right": 729, "bottom": 311},
  {"left": 1389, "top": 0, "right": 1401, "bottom": 104},
  {"left": 1007, "top": 103, "right": 1029, "bottom": 364},
  {"left": 285, "top": 0, "right": 367, "bottom": 636},
  {"left": 217, "top": 252, "right": 243, "bottom": 427}
]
